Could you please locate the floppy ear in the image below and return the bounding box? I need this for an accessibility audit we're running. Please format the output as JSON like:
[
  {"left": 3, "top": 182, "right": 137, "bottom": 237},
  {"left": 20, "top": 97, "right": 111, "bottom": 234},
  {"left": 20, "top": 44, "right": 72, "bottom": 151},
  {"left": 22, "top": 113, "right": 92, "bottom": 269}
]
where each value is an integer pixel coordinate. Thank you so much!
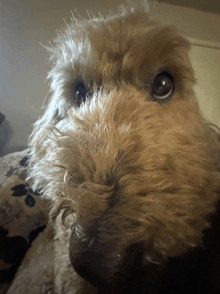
[
  {"left": 27, "top": 85, "right": 74, "bottom": 192},
  {"left": 33, "top": 94, "right": 71, "bottom": 131},
  {"left": 29, "top": 55, "right": 78, "bottom": 155}
]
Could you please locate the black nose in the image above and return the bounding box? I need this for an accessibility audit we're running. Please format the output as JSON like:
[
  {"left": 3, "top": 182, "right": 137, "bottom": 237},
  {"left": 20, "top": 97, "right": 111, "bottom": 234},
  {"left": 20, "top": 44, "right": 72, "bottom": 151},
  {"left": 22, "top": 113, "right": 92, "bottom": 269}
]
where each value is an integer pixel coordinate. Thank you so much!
[{"left": 69, "top": 227, "right": 146, "bottom": 288}]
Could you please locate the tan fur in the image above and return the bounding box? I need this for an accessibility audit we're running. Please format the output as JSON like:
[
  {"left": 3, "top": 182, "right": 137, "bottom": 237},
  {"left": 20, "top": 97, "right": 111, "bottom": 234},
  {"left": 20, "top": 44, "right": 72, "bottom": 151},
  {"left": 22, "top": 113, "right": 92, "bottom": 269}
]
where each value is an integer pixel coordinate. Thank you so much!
[{"left": 7, "top": 5, "right": 220, "bottom": 294}]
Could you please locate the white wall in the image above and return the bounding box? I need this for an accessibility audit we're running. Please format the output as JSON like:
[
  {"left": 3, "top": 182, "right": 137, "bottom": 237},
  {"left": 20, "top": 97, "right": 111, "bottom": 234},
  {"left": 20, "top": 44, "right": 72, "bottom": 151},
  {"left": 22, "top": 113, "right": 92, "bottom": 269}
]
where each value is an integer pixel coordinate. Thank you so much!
[
  {"left": 190, "top": 42, "right": 220, "bottom": 126},
  {"left": 0, "top": 0, "right": 219, "bottom": 155}
]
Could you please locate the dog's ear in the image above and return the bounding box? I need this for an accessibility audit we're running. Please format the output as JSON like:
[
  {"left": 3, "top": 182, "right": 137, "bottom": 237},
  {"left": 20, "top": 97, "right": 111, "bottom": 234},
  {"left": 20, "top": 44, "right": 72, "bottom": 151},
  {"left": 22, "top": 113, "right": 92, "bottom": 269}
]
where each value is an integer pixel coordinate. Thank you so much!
[
  {"left": 33, "top": 94, "right": 71, "bottom": 130},
  {"left": 27, "top": 91, "right": 73, "bottom": 195}
]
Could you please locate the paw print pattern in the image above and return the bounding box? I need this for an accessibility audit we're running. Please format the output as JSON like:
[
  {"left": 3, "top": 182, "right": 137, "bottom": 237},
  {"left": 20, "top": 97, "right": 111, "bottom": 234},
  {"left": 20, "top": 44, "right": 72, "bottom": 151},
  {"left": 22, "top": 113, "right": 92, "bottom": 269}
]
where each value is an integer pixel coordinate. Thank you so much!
[
  {"left": 6, "top": 167, "right": 18, "bottom": 177},
  {"left": 11, "top": 184, "right": 40, "bottom": 208},
  {"left": 6, "top": 155, "right": 29, "bottom": 177},
  {"left": 4, "top": 154, "right": 41, "bottom": 208},
  {"left": 19, "top": 155, "right": 29, "bottom": 167}
]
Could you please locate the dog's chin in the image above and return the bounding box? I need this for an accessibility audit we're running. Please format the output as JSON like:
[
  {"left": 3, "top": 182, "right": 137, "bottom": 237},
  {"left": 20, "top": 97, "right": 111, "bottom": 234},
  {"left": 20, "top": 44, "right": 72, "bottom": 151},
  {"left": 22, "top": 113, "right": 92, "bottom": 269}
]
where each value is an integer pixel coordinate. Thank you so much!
[
  {"left": 95, "top": 271, "right": 150, "bottom": 294},
  {"left": 95, "top": 267, "right": 165, "bottom": 294}
]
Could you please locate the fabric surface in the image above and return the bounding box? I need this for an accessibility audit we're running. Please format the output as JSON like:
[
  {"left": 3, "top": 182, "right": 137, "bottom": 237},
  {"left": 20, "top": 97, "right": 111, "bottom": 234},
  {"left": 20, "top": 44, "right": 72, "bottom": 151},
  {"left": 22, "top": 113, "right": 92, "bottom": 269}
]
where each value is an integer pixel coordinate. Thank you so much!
[{"left": 0, "top": 149, "right": 47, "bottom": 292}]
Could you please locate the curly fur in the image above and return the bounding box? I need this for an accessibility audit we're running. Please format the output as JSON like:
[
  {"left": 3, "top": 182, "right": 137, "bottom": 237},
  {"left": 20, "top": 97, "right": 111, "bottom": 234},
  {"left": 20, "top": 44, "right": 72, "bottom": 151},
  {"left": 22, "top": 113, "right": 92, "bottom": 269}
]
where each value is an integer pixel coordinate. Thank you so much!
[{"left": 8, "top": 3, "right": 220, "bottom": 294}]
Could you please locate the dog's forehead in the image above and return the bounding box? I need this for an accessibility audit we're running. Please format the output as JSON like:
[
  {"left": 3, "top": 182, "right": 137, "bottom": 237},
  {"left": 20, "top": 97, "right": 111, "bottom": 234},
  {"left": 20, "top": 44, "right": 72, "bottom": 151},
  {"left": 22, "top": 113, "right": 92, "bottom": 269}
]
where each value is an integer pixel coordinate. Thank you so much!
[
  {"left": 68, "top": 11, "right": 192, "bottom": 88},
  {"left": 51, "top": 11, "right": 194, "bottom": 90},
  {"left": 87, "top": 12, "right": 158, "bottom": 45},
  {"left": 86, "top": 12, "right": 190, "bottom": 60}
]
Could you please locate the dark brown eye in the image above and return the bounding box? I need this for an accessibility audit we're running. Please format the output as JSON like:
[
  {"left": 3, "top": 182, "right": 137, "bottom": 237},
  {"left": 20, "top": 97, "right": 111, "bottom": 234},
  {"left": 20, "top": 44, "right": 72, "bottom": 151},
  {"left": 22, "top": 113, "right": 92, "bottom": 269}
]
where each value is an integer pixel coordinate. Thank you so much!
[
  {"left": 151, "top": 72, "right": 175, "bottom": 102},
  {"left": 72, "top": 80, "right": 93, "bottom": 107}
]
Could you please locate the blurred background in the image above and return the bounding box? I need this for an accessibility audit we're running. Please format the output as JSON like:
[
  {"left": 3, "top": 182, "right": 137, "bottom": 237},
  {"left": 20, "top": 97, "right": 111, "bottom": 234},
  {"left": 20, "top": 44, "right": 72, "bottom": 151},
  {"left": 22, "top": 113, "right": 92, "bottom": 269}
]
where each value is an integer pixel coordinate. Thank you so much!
[{"left": 0, "top": 0, "right": 220, "bottom": 156}]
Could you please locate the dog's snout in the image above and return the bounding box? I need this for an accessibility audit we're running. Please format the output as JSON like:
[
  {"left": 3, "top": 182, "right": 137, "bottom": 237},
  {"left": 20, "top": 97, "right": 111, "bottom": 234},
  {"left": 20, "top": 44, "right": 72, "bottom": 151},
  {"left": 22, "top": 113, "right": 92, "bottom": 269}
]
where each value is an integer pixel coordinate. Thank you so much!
[
  {"left": 69, "top": 228, "right": 146, "bottom": 288},
  {"left": 69, "top": 225, "right": 107, "bottom": 287}
]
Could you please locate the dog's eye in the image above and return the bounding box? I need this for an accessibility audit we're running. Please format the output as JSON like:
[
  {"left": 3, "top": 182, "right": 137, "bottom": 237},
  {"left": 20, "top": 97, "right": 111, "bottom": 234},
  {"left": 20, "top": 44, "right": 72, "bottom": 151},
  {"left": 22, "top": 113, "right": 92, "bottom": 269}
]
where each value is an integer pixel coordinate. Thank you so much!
[
  {"left": 74, "top": 80, "right": 91, "bottom": 107},
  {"left": 151, "top": 72, "right": 175, "bottom": 102}
]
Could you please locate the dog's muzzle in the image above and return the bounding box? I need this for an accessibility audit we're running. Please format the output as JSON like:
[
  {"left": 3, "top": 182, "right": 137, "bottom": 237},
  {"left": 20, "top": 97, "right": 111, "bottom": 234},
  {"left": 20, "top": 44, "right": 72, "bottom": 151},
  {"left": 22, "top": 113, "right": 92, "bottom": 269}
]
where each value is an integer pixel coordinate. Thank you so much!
[{"left": 69, "top": 224, "right": 149, "bottom": 289}]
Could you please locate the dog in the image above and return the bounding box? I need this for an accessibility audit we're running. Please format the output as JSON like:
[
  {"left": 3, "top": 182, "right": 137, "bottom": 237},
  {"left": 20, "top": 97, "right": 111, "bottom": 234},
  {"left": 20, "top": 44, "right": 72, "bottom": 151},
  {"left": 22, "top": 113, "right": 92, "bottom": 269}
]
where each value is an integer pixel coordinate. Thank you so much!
[{"left": 7, "top": 3, "right": 220, "bottom": 294}]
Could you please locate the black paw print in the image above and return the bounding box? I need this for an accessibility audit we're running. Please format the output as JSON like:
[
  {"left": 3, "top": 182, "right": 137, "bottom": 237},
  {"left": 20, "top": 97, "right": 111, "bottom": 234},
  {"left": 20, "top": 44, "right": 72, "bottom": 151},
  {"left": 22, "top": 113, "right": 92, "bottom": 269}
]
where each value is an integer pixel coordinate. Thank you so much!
[
  {"left": 11, "top": 184, "right": 40, "bottom": 208},
  {"left": 6, "top": 155, "right": 29, "bottom": 177},
  {"left": 19, "top": 155, "right": 29, "bottom": 167}
]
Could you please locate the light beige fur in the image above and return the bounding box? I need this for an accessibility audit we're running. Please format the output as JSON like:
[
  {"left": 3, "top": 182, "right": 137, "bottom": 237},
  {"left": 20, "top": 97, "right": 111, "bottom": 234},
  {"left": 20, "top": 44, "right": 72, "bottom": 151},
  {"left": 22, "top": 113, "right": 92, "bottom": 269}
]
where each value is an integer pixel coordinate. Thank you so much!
[{"left": 7, "top": 4, "right": 220, "bottom": 294}]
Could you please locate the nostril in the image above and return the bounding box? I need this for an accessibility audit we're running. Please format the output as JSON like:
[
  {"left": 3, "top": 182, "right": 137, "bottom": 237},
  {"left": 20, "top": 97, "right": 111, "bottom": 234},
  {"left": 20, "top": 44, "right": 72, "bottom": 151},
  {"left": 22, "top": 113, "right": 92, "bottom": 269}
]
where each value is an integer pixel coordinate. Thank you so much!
[
  {"left": 121, "top": 242, "right": 146, "bottom": 273},
  {"left": 71, "top": 249, "right": 108, "bottom": 287}
]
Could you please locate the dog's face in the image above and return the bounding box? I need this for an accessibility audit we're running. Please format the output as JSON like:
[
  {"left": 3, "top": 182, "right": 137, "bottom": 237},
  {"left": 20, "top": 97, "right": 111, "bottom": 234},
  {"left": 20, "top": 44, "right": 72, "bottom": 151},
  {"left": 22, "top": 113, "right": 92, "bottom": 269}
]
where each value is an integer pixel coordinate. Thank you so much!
[{"left": 29, "top": 9, "right": 220, "bottom": 292}]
